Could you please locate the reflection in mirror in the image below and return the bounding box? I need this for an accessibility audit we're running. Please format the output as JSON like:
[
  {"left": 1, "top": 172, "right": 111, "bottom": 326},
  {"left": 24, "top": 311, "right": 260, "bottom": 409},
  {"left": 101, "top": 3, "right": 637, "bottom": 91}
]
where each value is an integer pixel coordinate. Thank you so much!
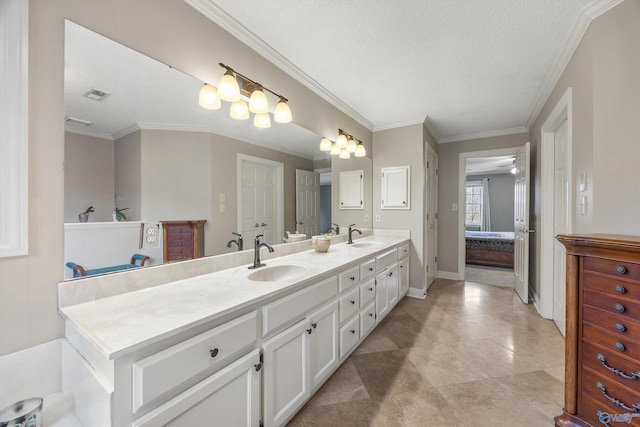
[{"left": 63, "top": 21, "right": 338, "bottom": 279}]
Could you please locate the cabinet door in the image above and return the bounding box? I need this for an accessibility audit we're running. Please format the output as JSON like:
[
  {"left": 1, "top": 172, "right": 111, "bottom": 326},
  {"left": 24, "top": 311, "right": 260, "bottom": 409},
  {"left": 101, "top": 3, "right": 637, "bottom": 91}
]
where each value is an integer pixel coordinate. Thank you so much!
[
  {"left": 309, "top": 301, "right": 339, "bottom": 389},
  {"left": 399, "top": 257, "right": 409, "bottom": 297},
  {"left": 376, "top": 271, "right": 390, "bottom": 321},
  {"left": 387, "top": 264, "right": 399, "bottom": 308},
  {"left": 381, "top": 166, "right": 410, "bottom": 209},
  {"left": 339, "top": 170, "right": 364, "bottom": 210},
  {"left": 133, "top": 350, "right": 261, "bottom": 427},
  {"left": 263, "top": 319, "right": 310, "bottom": 427}
]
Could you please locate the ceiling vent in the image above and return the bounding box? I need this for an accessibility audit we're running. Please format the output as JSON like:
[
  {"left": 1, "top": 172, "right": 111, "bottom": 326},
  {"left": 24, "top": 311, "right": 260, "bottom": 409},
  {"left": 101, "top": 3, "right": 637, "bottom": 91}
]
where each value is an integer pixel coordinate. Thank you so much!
[
  {"left": 66, "top": 117, "right": 92, "bottom": 127},
  {"left": 84, "top": 89, "right": 109, "bottom": 101}
]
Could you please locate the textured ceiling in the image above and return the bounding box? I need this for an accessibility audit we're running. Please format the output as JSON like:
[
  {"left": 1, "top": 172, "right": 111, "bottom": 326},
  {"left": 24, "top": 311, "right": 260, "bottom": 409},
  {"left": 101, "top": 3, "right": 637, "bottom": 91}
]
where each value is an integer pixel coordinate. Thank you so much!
[{"left": 190, "top": 0, "right": 594, "bottom": 141}]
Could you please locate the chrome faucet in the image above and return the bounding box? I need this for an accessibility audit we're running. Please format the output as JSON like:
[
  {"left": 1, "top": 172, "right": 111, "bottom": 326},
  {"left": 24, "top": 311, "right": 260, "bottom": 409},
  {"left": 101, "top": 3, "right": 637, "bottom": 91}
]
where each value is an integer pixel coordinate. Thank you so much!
[
  {"left": 249, "top": 234, "right": 274, "bottom": 269},
  {"left": 226, "top": 232, "right": 243, "bottom": 251},
  {"left": 326, "top": 223, "right": 340, "bottom": 235},
  {"left": 347, "top": 224, "right": 362, "bottom": 244}
]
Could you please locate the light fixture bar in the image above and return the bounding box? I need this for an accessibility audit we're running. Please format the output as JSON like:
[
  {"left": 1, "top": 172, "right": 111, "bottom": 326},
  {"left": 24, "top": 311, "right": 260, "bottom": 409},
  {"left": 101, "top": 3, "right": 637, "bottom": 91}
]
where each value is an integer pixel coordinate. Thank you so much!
[{"left": 219, "top": 63, "right": 288, "bottom": 103}]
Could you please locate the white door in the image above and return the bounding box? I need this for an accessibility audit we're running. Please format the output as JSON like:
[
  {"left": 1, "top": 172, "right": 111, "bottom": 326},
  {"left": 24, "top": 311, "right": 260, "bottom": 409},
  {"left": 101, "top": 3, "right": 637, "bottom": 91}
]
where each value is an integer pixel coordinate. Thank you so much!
[
  {"left": 239, "top": 156, "right": 282, "bottom": 246},
  {"left": 262, "top": 319, "right": 310, "bottom": 427},
  {"left": 553, "top": 120, "right": 569, "bottom": 335},
  {"left": 513, "top": 142, "right": 531, "bottom": 304},
  {"left": 295, "top": 169, "right": 320, "bottom": 238},
  {"left": 308, "top": 301, "right": 339, "bottom": 389},
  {"left": 426, "top": 145, "right": 439, "bottom": 287}
]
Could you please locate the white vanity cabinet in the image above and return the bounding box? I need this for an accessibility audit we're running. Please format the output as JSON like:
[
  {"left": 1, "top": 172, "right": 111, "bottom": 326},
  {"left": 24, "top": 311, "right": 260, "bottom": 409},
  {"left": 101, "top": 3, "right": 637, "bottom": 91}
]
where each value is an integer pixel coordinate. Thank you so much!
[
  {"left": 398, "top": 243, "right": 410, "bottom": 297},
  {"left": 375, "top": 249, "right": 399, "bottom": 322}
]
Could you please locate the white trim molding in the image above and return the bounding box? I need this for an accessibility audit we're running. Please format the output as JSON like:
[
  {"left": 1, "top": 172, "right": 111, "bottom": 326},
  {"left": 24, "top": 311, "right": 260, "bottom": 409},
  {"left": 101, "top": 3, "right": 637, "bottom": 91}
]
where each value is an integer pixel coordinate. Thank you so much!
[
  {"left": 526, "top": 0, "right": 623, "bottom": 129},
  {"left": 185, "top": 0, "right": 374, "bottom": 131},
  {"left": 437, "top": 271, "right": 460, "bottom": 281},
  {"left": 0, "top": 0, "right": 29, "bottom": 257},
  {"left": 406, "top": 287, "right": 426, "bottom": 299},
  {"left": 439, "top": 127, "right": 529, "bottom": 144}
]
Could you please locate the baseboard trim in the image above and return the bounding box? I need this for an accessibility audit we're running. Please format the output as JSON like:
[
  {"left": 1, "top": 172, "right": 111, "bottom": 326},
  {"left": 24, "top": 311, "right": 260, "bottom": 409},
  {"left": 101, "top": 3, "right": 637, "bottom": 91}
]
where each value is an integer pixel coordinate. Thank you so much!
[
  {"left": 437, "top": 271, "right": 460, "bottom": 280},
  {"left": 406, "top": 288, "right": 426, "bottom": 299}
]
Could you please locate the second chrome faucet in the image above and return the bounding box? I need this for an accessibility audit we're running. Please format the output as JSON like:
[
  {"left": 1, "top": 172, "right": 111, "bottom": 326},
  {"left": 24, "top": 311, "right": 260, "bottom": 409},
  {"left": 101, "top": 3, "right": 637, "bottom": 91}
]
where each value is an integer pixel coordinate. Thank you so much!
[
  {"left": 249, "top": 234, "right": 274, "bottom": 269},
  {"left": 347, "top": 224, "right": 362, "bottom": 244}
]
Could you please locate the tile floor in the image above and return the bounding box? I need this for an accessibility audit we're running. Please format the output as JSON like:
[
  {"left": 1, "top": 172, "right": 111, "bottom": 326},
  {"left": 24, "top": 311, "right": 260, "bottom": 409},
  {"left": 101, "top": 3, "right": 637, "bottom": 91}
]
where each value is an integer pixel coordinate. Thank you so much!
[{"left": 288, "top": 275, "right": 565, "bottom": 427}]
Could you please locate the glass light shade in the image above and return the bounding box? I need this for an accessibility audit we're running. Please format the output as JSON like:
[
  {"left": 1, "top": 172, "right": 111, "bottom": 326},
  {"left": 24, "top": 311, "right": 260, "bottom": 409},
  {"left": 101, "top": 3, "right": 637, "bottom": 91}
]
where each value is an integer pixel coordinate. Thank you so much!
[
  {"left": 218, "top": 71, "right": 240, "bottom": 102},
  {"left": 274, "top": 100, "right": 292, "bottom": 123},
  {"left": 339, "top": 149, "right": 351, "bottom": 159},
  {"left": 198, "top": 83, "right": 221, "bottom": 109},
  {"left": 330, "top": 143, "right": 341, "bottom": 155},
  {"left": 254, "top": 112, "right": 271, "bottom": 128},
  {"left": 346, "top": 138, "right": 357, "bottom": 153},
  {"left": 319, "top": 137, "right": 332, "bottom": 151},
  {"left": 335, "top": 134, "right": 348, "bottom": 148},
  {"left": 249, "top": 88, "right": 269, "bottom": 113},
  {"left": 354, "top": 143, "right": 366, "bottom": 157},
  {"left": 230, "top": 100, "right": 249, "bottom": 120}
]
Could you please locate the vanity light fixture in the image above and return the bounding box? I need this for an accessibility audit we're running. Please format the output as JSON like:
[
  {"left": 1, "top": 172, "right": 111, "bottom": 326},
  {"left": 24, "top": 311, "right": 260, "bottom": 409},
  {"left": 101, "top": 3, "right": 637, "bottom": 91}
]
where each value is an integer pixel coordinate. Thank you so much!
[
  {"left": 320, "top": 129, "right": 367, "bottom": 158},
  {"left": 199, "top": 63, "right": 293, "bottom": 127}
]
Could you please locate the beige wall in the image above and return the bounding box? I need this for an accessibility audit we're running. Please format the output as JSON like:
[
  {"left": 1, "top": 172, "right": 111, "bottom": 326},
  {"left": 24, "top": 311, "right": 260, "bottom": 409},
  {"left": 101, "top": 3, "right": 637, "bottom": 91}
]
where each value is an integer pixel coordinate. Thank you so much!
[
  {"left": 436, "top": 132, "right": 530, "bottom": 274},
  {"left": 373, "top": 124, "right": 426, "bottom": 289},
  {"left": 115, "top": 130, "right": 142, "bottom": 221},
  {"left": 529, "top": 0, "right": 639, "bottom": 299},
  {"left": 0, "top": 0, "right": 370, "bottom": 357},
  {"left": 64, "top": 132, "right": 115, "bottom": 223}
]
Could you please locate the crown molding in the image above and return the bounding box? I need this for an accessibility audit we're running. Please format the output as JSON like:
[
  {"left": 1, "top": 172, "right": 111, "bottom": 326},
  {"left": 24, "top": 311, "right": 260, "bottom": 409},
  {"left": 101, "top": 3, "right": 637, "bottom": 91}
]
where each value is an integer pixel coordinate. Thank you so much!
[
  {"left": 373, "top": 118, "right": 426, "bottom": 132},
  {"left": 439, "top": 127, "right": 529, "bottom": 144},
  {"left": 423, "top": 116, "right": 441, "bottom": 143},
  {"left": 526, "top": 0, "right": 624, "bottom": 129},
  {"left": 185, "top": 0, "right": 374, "bottom": 131},
  {"left": 64, "top": 125, "right": 114, "bottom": 141}
]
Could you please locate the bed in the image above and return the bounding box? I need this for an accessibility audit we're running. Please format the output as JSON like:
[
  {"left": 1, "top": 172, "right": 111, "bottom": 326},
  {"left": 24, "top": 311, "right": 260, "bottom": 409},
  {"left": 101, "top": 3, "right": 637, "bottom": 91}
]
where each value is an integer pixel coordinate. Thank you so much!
[{"left": 465, "top": 231, "right": 515, "bottom": 268}]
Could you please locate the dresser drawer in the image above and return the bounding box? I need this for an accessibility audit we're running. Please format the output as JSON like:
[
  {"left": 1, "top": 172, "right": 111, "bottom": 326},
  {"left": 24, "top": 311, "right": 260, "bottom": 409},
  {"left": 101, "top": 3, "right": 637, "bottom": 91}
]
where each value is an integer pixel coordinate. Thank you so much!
[
  {"left": 166, "top": 227, "right": 193, "bottom": 235},
  {"left": 339, "top": 315, "right": 360, "bottom": 359},
  {"left": 583, "top": 340, "right": 640, "bottom": 389},
  {"left": 584, "top": 305, "right": 640, "bottom": 342},
  {"left": 583, "top": 323, "right": 640, "bottom": 360},
  {"left": 584, "top": 290, "right": 640, "bottom": 320},
  {"left": 584, "top": 273, "right": 640, "bottom": 300},
  {"left": 397, "top": 243, "right": 410, "bottom": 260},
  {"left": 360, "top": 259, "right": 376, "bottom": 280},
  {"left": 580, "top": 391, "right": 640, "bottom": 427},
  {"left": 339, "top": 266, "right": 360, "bottom": 292},
  {"left": 339, "top": 287, "right": 360, "bottom": 323},
  {"left": 359, "top": 278, "right": 376, "bottom": 307},
  {"left": 581, "top": 367, "right": 640, "bottom": 419},
  {"left": 360, "top": 301, "right": 376, "bottom": 338},
  {"left": 167, "top": 247, "right": 192, "bottom": 258},
  {"left": 132, "top": 311, "right": 257, "bottom": 412},
  {"left": 584, "top": 257, "right": 640, "bottom": 281}
]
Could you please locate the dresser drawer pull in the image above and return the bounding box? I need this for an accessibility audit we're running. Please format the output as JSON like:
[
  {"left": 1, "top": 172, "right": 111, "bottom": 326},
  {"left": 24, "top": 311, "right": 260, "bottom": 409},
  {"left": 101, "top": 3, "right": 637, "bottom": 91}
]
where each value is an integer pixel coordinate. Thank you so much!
[
  {"left": 350, "top": 329, "right": 356, "bottom": 334},
  {"left": 596, "top": 382, "right": 640, "bottom": 411},
  {"left": 614, "top": 285, "right": 626, "bottom": 294},
  {"left": 614, "top": 342, "right": 626, "bottom": 352},
  {"left": 614, "top": 304, "right": 626, "bottom": 313},
  {"left": 209, "top": 348, "right": 219, "bottom": 358},
  {"left": 615, "top": 265, "right": 627, "bottom": 274},
  {"left": 596, "top": 353, "right": 640, "bottom": 380},
  {"left": 615, "top": 323, "right": 626, "bottom": 333}
]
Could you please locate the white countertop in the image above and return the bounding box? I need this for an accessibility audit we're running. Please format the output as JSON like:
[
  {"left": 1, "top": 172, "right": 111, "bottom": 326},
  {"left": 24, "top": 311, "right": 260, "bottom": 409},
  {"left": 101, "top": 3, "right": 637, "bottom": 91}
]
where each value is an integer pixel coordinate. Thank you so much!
[{"left": 59, "top": 236, "right": 408, "bottom": 360}]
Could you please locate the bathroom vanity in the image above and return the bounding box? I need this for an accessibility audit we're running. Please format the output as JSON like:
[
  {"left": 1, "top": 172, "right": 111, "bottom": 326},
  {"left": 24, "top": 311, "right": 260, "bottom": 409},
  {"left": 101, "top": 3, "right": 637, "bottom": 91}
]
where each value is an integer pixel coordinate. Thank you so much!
[{"left": 58, "top": 234, "right": 410, "bottom": 426}]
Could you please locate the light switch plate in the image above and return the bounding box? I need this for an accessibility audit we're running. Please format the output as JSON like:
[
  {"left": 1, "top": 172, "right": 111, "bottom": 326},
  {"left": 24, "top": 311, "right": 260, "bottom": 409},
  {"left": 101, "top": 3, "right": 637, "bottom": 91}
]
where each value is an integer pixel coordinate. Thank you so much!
[
  {"left": 219, "top": 193, "right": 225, "bottom": 203},
  {"left": 219, "top": 203, "right": 225, "bottom": 213},
  {"left": 579, "top": 172, "right": 586, "bottom": 192},
  {"left": 364, "top": 214, "right": 370, "bottom": 222},
  {"left": 375, "top": 214, "right": 381, "bottom": 223}
]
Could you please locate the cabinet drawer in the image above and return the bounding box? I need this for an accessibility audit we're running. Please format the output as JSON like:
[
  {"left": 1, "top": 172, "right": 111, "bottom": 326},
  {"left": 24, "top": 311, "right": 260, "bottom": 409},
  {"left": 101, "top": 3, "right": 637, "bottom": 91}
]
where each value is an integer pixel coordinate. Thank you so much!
[
  {"left": 582, "top": 340, "right": 640, "bottom": 386},
  {"left": 339, "top": 287, "right": 360, "bottom": 323},
  {"left": 376, "top": 249, "right": 397, "bottom": 272},
  {"left": 583, "top": 323, "right": 640, "bottom": 361},
  {"left": 338, "top": 266, "right": 360, "bottom": 293},
  {"left": 359, "top": 278, "right": 376, "bottom": 307},
  {"left": 360, "top": 259, "right": 376, "bottom": 280},
  {"left": 581, "top": 367, "right": 640, "bottom": 418},
  {"left": 584, "top": 273, "right": 640, "bottom": 300},
  {"left": 584, "top": 290, "right": 640, "bottom": 320},
  {"left": 262, "top": 275, "right": 338, "bottom": 336},
  {"left": 397, "top": 243, "right": 410, "bottom": 260},
  {"left": 584, "top": 257, "right": 640, "bottom": 282},
  {"left": 584, "top": 305, "right": 640, "bottom": 342},
  {"left": 166, "top": 227, "right": 193, "bottom": 235},
  {"left": 360, "top": 301, "right": 376, "bottom": 338},
  {"left": 579, "top": 391, "right": 640, "bottom": 427},
  {"left": 339, "top": 316, "right": 360, "bottom": 359},
  {"left": 132, "top": 311, "right": 257, "bottom": 412}
]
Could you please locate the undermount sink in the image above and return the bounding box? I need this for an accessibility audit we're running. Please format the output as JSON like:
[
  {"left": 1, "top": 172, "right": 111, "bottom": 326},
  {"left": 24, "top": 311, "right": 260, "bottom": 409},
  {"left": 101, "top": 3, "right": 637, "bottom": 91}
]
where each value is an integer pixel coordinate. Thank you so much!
[
  {"left": 350, "top": 242, "right": 383, "bottom": 249},
  {"left": 248, "top": 265, "right": 308, "bottom": 282}
]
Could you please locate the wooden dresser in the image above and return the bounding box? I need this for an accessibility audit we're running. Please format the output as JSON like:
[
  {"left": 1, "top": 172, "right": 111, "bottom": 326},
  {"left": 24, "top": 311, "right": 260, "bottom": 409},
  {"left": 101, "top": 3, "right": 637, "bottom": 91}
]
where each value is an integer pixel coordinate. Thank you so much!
[
  {"left": 556, "top": 234, "right": 640, "bottom": 427},
  {"left": 161, "top": 220, "right": 206, "bottom": 263}
]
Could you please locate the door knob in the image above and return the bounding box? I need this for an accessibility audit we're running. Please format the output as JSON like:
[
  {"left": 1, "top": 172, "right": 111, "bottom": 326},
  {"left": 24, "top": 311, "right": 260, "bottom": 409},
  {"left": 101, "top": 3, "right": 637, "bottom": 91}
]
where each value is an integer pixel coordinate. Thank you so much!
[{"left": 261, "top": 223, "right": 267, "bottom": 227}]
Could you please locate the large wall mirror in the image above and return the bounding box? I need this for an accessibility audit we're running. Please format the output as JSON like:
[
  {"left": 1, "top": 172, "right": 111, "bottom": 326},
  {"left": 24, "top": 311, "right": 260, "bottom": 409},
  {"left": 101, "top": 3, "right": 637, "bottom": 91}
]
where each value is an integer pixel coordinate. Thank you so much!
[{"left": 63, "top": 20, "right": 371, "bottom": 280}]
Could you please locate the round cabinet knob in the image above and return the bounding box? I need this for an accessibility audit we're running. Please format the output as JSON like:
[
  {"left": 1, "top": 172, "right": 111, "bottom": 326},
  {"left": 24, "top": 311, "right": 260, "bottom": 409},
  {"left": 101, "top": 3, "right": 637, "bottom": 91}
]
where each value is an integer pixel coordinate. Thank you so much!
[
  {"left": 615, "top": 265, "right": 627, "bottom": 274},
  {"left": 615, "top": 323, "right": 626, "bottom": 333},
  {"left": 368, "top": 287, "right": 373, "bottom": 291},
  {"left": 368, "top": 313, "right": 374, "bottom": 317},
  {"left": 178, "top": 229, "right": 183, "bottom": 233},
  {"left": 614, "top": 285, "right": 626, "bottom": 294},
  {"left": 350, "top": 300, "right": 356, "bottom": 305},
  {"left": 369, "top": 267, "right": 374, "bottom": 271},
  {"left": 210, "top": 348, "right": 219, "bottom": 358},
  {"left": 614, "top": 303, "right": 626, "bottom": 313},
  {"left": 312, "top": 323, "right": 317, "bottom": 329},
  {"left": 350, "top": 276, "right": 355, "bottom": 281},
  {"left": 178, "top": 242, "right": 183, "bottom": 246},
  {"left": 615, "top": 342, "right": 626, "bottom": 352}
]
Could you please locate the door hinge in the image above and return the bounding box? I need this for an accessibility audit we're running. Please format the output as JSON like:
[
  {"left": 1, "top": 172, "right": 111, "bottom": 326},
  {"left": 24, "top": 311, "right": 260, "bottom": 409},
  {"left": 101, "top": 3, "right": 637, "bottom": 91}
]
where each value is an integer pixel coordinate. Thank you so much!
[
  {"left": 426, "top": 213, "right": 429, "bottom": 221},
  {"left": 426, "top": 266, "right": 429, "bottom": 272},
  {"left": 435, "top": 256, "right": 438, "bottom": 263},
  {"left": 427, "top": 161, "right": 429, "bottom": 169},
  {"left": 260, "top": 352, "right": 263, "bottom": 363},
  {"left": 259, "top": 421, "right": 264, "bottom": 427},
  {"left": 435, "top": 213, "right": 438, "bottom": 220}
]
